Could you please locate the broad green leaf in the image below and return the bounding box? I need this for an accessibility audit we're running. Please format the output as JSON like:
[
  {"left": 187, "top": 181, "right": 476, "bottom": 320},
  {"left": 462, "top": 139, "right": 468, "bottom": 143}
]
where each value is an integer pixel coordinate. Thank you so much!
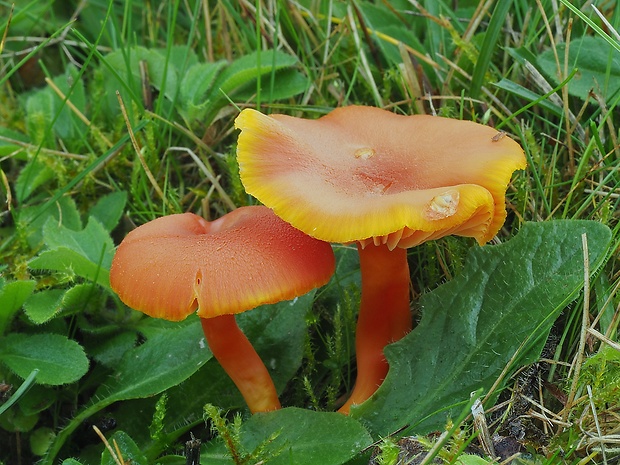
[
  {"left": 25, "top": 88, "right": 55, "bottom": 146},
  {"left": 238, "top": 291, "right": 311, "bottom": 391},
  {"left": 15, "top": 160, "right": 55, "bottom": 203},
  {"left": 99, "top": 47, "right": 301, "bottom": 124},
  {"left": 202, "top": 408, "right": 372, "bottom": 465},
  {"left": 23, "top": 289, "right": 65, "bottom": 324},
  {"left": 40, "top": 215, "right": 113, "bottom": 264},
  {"left": 23, "top": 284, "right": 98, "bottom": 324},
  {"left": 0, "top": 333, "right": 89, "bottom": 385},
  {"left": 0, "top": 405, "right": 39, "bottom": 432},
  {"left": 159, "top": 44, "right": 199, "bottom": 71},
  {"left": 51, "top": 66, "right": 87, "bottom": 141},
  {"left": 61, "top": 282, "right": 102, "bottom": 312},
  {"left": 28, "top": 216, "right": 114, "bottom": 287},
  {"left": 96, "top": 317, "right": 211, "bottom": 402},
  {"left": 103, "top": 46, "right": 173, "bottom": 92},
  {"left": 17, "top": 384, "right": 57, "bottom": 416},
  {"left": 0, "top": 279, "right": 36, "bottom": 334},
  {"left": 180, "top": 61, "right": 226, "bottom": 121},
  {"left": 100, "top": 46, "right": 179, "bottom": 116},
  {"left": 87, "top": 331, "right": 138, "bottom": 368},
  {"left": 352, "top": 220, "right": 611, "bottom": 435},
  {"left": 559, "top": 0, "right": 620, "bottom": 54},
  {"left": 153, "top": 455, "right": 190, "bottom": 464},
  {"left": 537, "top": 36, "right": 620, "bottom": 101},
  {"left": 23, "top": 66, "right": 86, "bottom": 144},
  {"left": 19, "top": 196, "right": 82, "bottom": 249},
  {"left": 201, "top": 49, "right": 301, "bottom": 124},
  {"left": 30, "top": 426, "right": 56, "bottom": 456},
  {"left": 101, "top": 431, "right": 147, "bottom": 465},
  {"left": 356, "top": 2, "right": 426, "bottom": 66},
  {"left": 62, "top": 460, "right": 84, "bottom": 465},
  {"left": 29, "top": 247, "right": 110, "bottom": 287},
  {"left": 144, "top": 45, "right": 184, "bottom": 102},
  {"left": 234, "top": 68, "right": 310, "bottom": 104},
  {"left": 321, "top": 245, "right": 360, "bottom": 304},
  {"left": 242, "top": 409, "right": 372, "bottom": 465},
  {"left": 88, "top": 191, "right": 127, "bottom": 232},
  {"left": 213, "top": 50, "right": 298, "bottom": 97}
]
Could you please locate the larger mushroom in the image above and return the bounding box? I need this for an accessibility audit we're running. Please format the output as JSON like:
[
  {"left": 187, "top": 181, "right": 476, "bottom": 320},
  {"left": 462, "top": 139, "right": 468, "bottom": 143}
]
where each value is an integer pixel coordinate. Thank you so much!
[
  {"left": 110, "top": 205, "right": 335, "bottom": 413},
  {"left": 234, "top": 106, "right": 526, "bottom": 413}
]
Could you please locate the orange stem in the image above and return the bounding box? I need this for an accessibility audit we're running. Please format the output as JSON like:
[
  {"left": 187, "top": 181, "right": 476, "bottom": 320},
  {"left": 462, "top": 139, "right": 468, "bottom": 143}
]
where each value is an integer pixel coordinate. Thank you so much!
[
  {"left": 339, "top": 243, "right": 412, "bottom": 414},
  {"left": 200, "top": 314, "right": 281, "bottom": 413}
]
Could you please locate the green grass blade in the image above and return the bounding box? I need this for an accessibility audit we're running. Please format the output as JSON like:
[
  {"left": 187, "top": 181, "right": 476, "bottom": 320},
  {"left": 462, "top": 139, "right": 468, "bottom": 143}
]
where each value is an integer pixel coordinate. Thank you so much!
[{"left": 470, "top": 0, "right": 513, "bottom": 99}]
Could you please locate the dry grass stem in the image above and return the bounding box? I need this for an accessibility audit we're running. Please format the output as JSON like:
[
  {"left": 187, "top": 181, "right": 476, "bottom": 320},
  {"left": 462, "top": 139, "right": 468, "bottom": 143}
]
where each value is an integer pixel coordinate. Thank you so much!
[
  {"left": 563, "top": 233, "right": 591, "bottom": 424},
  {"left": 471, "top": 396, "right": 496, "bottom": 458},
  {"left": 92, "top": 426, "right": 124, "bottom": 465},
  {"left": 0, "top": 135, "right": 89, "bottom": 161},
  {"left": 586, "top": 328, "right": 620, "bottom": 352},
  {"left": 0, "top": 3, "right": 13, "bottom": 56}
]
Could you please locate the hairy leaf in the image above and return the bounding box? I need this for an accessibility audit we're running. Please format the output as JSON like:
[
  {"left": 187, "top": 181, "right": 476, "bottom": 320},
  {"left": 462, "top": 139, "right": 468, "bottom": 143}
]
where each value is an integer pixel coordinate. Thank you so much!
[
  {"left": 23, "top": 284, "right": 99, "bottom": 324},
  {"left": 0, "top": 279, "right": 36, "bottom": 334},
  {"left": 0, "top": 333, "right": 89, "bottom": 385},
  {"left": 28, "top": 216, "right": 114, "bottom": 287}
]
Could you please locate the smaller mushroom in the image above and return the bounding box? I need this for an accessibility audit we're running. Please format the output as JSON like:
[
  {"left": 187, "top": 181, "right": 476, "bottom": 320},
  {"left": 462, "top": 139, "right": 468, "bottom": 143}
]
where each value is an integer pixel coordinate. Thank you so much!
[{"left": 110, "top": 206, "right": 335, "bottom": 413}]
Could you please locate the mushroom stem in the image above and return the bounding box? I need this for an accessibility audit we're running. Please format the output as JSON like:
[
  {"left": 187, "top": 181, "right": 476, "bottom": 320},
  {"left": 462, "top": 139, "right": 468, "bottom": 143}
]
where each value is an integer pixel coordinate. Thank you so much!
[
  {"left": 200, "top": 314, "right": 281, "bottom": 413},
  {"left": 339, "top": 243, "right": 412, "bottom": 414}
]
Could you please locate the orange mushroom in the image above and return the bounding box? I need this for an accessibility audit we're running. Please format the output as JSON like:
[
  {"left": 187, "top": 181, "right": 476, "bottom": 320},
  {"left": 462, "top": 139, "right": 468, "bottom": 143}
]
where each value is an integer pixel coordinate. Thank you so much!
[
  {"left": 109, "top": 206, "right": 335, "bottom": 413},
  {"left": 234, "top": 106, "right": 526, "bottom": 413}
]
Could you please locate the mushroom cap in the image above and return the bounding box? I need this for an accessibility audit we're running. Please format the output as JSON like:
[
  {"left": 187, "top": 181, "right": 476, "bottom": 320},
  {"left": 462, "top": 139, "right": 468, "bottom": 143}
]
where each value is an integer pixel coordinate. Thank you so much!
[
  {"left": 235, "top": 106, "right": 526, "bottom": 249},
  {"left": 109, "top": 206, "right": 335, "bottom": 321}
]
